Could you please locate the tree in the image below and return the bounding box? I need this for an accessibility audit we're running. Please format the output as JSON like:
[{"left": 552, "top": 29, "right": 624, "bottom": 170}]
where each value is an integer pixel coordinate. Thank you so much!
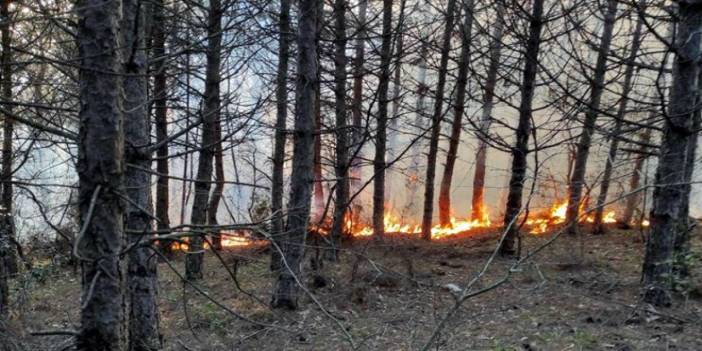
[
  {"left": 329, "top": 0, "right": 348, "bottom": 260},
  {"left": 592, "top": 15, "right": 644, "bottom": 234},
  {"left": 152, "top": 0, "right": 172, "bottom": 256},
  {"left": 642, "top": 0, "right": 702, "bottom": 306},
  {"left": 185, "top": 0, "right": 223, "bottom": 281},
  {"left": 75, "top": 0, "right": 125, "bottom": 348},
  {"left": 271, "top": 0, "right": 319, "bottom": 309},
  {"left": 421, "top": 0, "right": 457, "bottom": 239},
  {"left": 372, "top": 0, "right": 394, "bottom": 238},
  {"left": 500, "top": 0, "right": 545, "bottom": 256},
  {"left": 271, "top": 0, "right": 291, "bottom": 270},
  {"left": 208, "top": 115, "right": 225, "bottom": 251},
  {"left": 1, "top": 0, "right": 16, "bottom": 276},
  {"left": 438, "top": 0, "right": 475, "bottom": 227},
  {"left": 122, "top": 0, "right": 160, "bottom": 349},
  {"left": 349, "top": 0, "right": 368, "bottom": 198},
  {"left": 564, "top": 0, "right": 618, "bottom": 235},
  {"left": 471, "top": 1, "right": 504, "bottom": 223}
]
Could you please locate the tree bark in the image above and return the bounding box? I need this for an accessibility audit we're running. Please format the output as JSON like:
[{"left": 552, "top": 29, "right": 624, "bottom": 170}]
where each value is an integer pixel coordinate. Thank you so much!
[
  {"left": 471, "top": 2, "right": 504, "bottom": 222},
  {"left": 593, "top": 16, "right": 643, "bottom": 234},
  {"left": 185, "top": 0, "right": 222, "bottom": 281},
  {"left": 329, "top": 0, "right": 348, "bottom": 261},
  {"left": 271, "top": 0, "right": 319, "bottom": 309},
  {"left": 421, "top": 0, "right": 457, "bottom": 240},
  {"left": 500, "top": 0, "right": 545, "bottom": 256},
  {"left": 349, "top": 0, "right": 367, "bottom": 197},
  {"left": 76, "top": 0, "right": 125, "bottom": 348},
  {"left": 0, "top": 0, "right": 16, "bottom": 276},
  {"left": 122, "top": 1, "right": 160, "bottom": 349},
  {"left": 372, "top": 0, "right": 394, "bottom": 238},
  {"left": 438, "top": 0, "right": 475, "bottom": 227},
  {"left": 208, "top": 117, "right": 224, "bottom": 251},
  {"left": 152, "top": 0, "right": 172, "bottom": 257},
  {"left": 565, "top": 0, "right": 618, "bottom": 235},
  {"left": 642, "top": 1, "right": 702, "bottom": 307},
  {"left": 270, "top": 0, "right": 291, "bottom": 270}
]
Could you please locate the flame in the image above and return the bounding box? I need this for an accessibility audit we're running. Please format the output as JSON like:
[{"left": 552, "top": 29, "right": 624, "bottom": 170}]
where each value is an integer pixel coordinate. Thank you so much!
[{"left": 349, "top": 210, "right": 491, "bottom": 239}]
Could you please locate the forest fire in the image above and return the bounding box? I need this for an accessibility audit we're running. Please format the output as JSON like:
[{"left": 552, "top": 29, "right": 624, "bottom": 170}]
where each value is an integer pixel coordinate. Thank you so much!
[
  {"left": 349, "top": 210, "right": 492, "bottom": 239},
  {"left": 170, "top": 233, "right": 261, "bottom": 251}
]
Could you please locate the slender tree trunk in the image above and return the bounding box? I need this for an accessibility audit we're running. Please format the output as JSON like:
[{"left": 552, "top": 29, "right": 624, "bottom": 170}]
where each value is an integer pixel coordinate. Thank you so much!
[
  {"left": 372, "top": 0, "right": 394, "bottom": 238},
  {"left": 185, "top": 0, "right": 222, "bottom": 280},
  {"left": 76, "top": 0, "right": 125, "bottom": 348},
  {"left": 500, "top": 0, "right": 545, "bottom": 256},
  {"left": 471, "top": 2, "right": 504, "bottom": 222},
  {"left": 0, "top": 0, "right": 11, "bottom": 317},
  {"left": 438, "top": 0, "right": 475, "bottom": 227},
  {"left": 271, "top": 0, "right": 319, "bottom": 309},
  {"left": 565, "top": 0, "right": 618, "bottom": 234},
  {"left": 152, "top": 0, "right": 172, "bottom": 257},
  {"left": 208, "top": 118, "right": 224, "bottom": 251},
  {"left": 329, "top": 0, "right": 348, "bottom": 261},
  {"left": 619, "top": 127, "right": 652, "bottom": 227},
  {"left": 387, "top": 0, "right": 406, "bottom": 172},
  {"left": 593, "top": 16, "right": 643, "bottom": 234},
  {"left": 122, "top": 1, "right": 160, "bottom": 349},
  {"left": 349, "top": 0, "right": 367, "bottom": 197},
  {"left": 271, "top": 0, "right": 291, "bottom": 270},
  {"left": 312, "top": 81, "right": 324, "bottom": 220},
  {"left": 0, "top": 0, "right": 16, "bottom": 276},
  {"left": 421, "top": 0, "right": 457, "bottom": 240},
  {"left": 642, "top": 1, "right": 702, "bottom": 307}
]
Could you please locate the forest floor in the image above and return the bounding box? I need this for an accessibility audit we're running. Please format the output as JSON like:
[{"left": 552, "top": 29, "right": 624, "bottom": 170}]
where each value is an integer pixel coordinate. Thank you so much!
[{"left": 7, "top": 224, "right": 702, "bottom": 351}]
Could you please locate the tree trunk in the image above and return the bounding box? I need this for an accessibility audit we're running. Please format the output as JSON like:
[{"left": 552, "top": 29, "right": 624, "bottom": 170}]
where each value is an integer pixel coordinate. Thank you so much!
[
  {"left": 407, "top": 28, "right": 430, "bottom": 183},
  {"left": 372, "top": 0, "right": 394, "bottom": 238},
  {"left": 387, "top": 0, "right": 406, "bottom": 173},
  {"left": 500, "top": 0, "right": 545, "bottom": 256},
  {"left": 421, "top": 0, "right": 457, "bottom": 240},
  {"left": 208, "top": 118, "right": 224, "bottom": 251},
  {"left": 349, "top": 0, "right": 367, "bottom": 197},
  {"left": 76, "top": 0, "right": 125, "bottom": 348},
  {"left": 329, "top": 0, "right": 348, "bottom": 261},
  {"left": 185, "top": 0, "right": 222, "bottom": 281},
  {"left": 122, "top": 1, "right": 160, "bottom": 349},
  {"left": 0, "top": 0, "right": 11, "bottom": 317},
  {"left": 152, "top": 0, "right": 172, "bottom": 257},
  {"left": 438, "top": 0, "right": 474, "bottom": 227},
  {"left": 565, "top": 0, "right": 618, "bottom": 235},
  {"left": 619, "top": 127, "right": 652, "bottom": 226},
  {"left": 312, "top": 80, "right": 324, "bottom": 221},
  {"left": 270, "top": 0, "right": 291, "bottom": 270},
  {"left": 642, "top": 1, "right": 702, "bottom": 307},
  {"left": 593, "top": 16, "right": 643, "bottom": 234},
  {"left": 271, "top": 0, "right": 319, "bottom": 309},
  {"left": 0, "top": 0, "right": 16, "bottom": 276},
  {"left": 471, "top": 2, "right": 504, "bottom": 222}
]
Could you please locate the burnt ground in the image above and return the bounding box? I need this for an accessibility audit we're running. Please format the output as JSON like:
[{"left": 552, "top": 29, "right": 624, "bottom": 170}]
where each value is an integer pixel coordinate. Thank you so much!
[{"left": 6, "top": 225, "right": 702, "bottom": 350}]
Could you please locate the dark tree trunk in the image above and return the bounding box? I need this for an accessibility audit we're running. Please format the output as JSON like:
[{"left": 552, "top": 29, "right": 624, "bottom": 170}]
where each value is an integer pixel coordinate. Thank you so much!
[
  {"left": 372, "top": 0, "right": 394, "bottom": 238},
  {"left": 438, "top": 0, "right": 474, "bottom": 227},
  {"left": 565, "top": 0, "right": 618, "bottom": 235},
  {"left": 270, "top": 0, "right": 291, "bottom": 270},
  {"left": 76, "top": 0, "right": 125, "bottom": 348},
  {"left": 122, "top": 1, "right": 160, "bottom": 349},
  {"left": 0, "top": 0, "right": 11, "bottom": 317},
  {"left": 0, "top": 0, "right": 16, "bottom": 276},
  {"left": 421, "top": 0, "right": 457, "bottom": 240},
  {"left": 312, "top": 79, "right": 324, "bottom": 220},
  {"left": 593, "top": 16, "right": 643, "bottom": 234},
  {"left": 152, "top": 0, "right": 172, "bottom": 257},
  {"left": 185, "top": 0, "right": 222, "bottom": 281},
  {"left": 642, "top": 1, "right": 702, "bottom": 307},
  {"left": 471, "top": 3, "right": 504, "bottom": 222},
  {"left": 349, "top": 0, "right": 367, "bottom": 197},
  {"left": 271, "top": 0, "right": 319, "bottom": 310},
  {"left": 387, "top": 0, "right": 406, "bottom": 171},
  {"left": 500, "top": 0, "right": 545, "bottom": 256},
  {"left": 329, "top": 0, "right": 348, "bottom": 261},
  {"left": 208, "top": 118, "right": 224, "bottom": 251}
]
